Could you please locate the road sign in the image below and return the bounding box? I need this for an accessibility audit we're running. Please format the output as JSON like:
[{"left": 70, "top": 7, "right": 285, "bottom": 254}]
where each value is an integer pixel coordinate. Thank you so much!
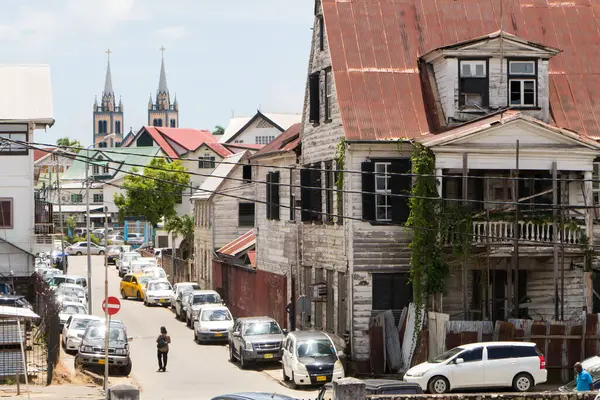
[{"left": 102, "top": 296, "right": 121, "bottom": 316}]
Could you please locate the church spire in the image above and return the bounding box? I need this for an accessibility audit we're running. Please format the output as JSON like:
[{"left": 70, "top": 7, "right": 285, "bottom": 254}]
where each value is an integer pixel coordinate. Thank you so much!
[
  {"left": 157, "top": 46, "right": 169, "bottom": 95},
  {"left": 103, "top": 49, "right": 114, "bottom": 96}
]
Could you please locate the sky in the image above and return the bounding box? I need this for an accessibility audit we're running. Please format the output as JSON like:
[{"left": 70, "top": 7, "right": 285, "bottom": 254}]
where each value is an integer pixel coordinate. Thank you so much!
[{"left": 0, "top": 0, "right": 313, "bottom": 147}]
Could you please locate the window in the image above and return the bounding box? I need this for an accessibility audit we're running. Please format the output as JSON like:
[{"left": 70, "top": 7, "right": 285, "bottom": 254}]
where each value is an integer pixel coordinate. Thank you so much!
[
  {"left": 242, "top": 164, "right": 252, "bottom": 182},
  {"left": 309, "top": 72, "right": 320, "bottom": 123},
  {"left": 157, "top": 119, "right": 163, "bottom": 127},
  {"left": 92, "top": 165, "right": 99, "bottom": 175},
  {"left": 372, "top": 273, "right": 413, "bottom": 310},
  {"left": 198, "top": 155, "right": 215, "bottom": 169},
  {"left": 170, "top": 119, "right": 176, "bottom": 128},
  {"left": 325, "top": 69, "right": 332, "bottom": 121},
  {"left": 325, "top": 162, "right": 334, "bottom": 222},
  {"left": 115, "top": 121, "right": 121, "bottom": 134},
  {"left": 93, "top": 194, "right": 103, "bottom": 203},
  {"left": 486, "top": 346, "right": 514, "bottom": 360},
  {"left": 71, "top": 194, "right": 83, "bottom": 203},
  {"left": 318, "top": 16, "right": 325, "bottom": 51},
  {"left": 255, "top": 136, "right": 276, "bottom": 145},
  {"left": 0, "top": 131, "right": 28, "bottom": 155},
  {"left": 512, "top": 346, "right": 538, "bottom": 358},
  {"left": 300, "top": 165, "right": 322, "bottom": 222},
  {"left": 238, "top": 203, "right": 255, "bottom": 227},
  {"left": 266, "top": 171, "right": 280, "bottom": 220},
  {"left": 374, "top": 162, "right": 392, "bottom": 221},
  {"left": 459, "top": 60, "right": 488, "bottom": 108},
  {"left": 98, "top": 121, "right": 103, "bottom": 134},
  {"left": 459, "top": 347, "right": 483, "bottom": 363},
  {"left": 508, "top": 60, "right": 537, "bottom": 107},
  {"left": 234, "top": 139, "right": 244, "bottom": 144},
  {"left": 361, "top": 159, "right": 411, "bottom": 224},
  {"left": 103, "top": 164, "right": 109, "bottom": 174},
  {"left": 0, "top": 198, "right": 13, "bottom": 228}
]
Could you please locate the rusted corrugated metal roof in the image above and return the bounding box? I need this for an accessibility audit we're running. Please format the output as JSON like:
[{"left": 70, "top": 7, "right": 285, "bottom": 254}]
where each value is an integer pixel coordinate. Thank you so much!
[
  {"left": 324, "top": 0, "right": 600, "bottom": 140},
  {"left": 251, "top": 123, "right": 301, "bottom": 159},
  {"left": 216, "top": 229, "right": 255, "bottom": 257}
]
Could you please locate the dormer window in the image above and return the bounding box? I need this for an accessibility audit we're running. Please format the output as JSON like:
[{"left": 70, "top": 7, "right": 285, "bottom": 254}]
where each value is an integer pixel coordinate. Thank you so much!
[
  {"left": 508, "top": 60, "right": 537, "bottom": 107},
  {"left": 459, "top": 60, "right": 488, "bottom": 109}
]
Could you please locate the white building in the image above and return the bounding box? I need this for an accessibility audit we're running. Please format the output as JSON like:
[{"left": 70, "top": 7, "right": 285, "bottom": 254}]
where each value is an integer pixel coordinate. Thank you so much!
[
  {"left": 220, "top": 111, "right": 301, "bottom": 146},
  {"left": 0, "top": 65, "right": 54, "bottom": 278}
]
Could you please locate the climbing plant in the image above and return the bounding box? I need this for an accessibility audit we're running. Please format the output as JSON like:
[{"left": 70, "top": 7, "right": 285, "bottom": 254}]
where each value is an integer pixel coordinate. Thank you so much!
[{"left": 334, "top": 138, "right": 346, "bottom": 222}]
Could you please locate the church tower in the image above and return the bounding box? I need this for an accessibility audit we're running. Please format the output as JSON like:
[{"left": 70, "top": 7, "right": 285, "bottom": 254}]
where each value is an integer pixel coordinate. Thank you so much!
[
  {"left": 148, "top": 46, "right": 179, "bottom": 128},
  {"left": 93, "top": 49, "right": 124, "bottom": 148}
]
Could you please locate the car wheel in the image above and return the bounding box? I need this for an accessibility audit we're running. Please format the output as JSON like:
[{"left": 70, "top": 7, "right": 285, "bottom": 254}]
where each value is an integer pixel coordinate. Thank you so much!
[
  {"left": 290, "top": 372, "right": 297, "bottom": 390},
  {"left": 240, "top": 348, "right": 248, "bottom": 369},
  {"left": 121, "top": 360, "right": 132, "bottom": 376},
  {"left": 76, "top": 252, "right": 82, "bottom": 256},
  {"left": 98, "top": 250, "right": 105, "bottom": 255},
  {"left": 427, "top": 376, "right": 449, "bottom": 394},
  {"left": 136, "top": 291, "right": 142, "bottom": 301},
  {"left": 144, "top": 299, "right": 148, "bottom": 307},
  {"left": 513, "top": 373, "right": 533, "bottom": 392},
  {"left": 229, "top": 343, "right": 235, "bottom": 362},
  {"left": 121, "top": 289, "right": 127, "bottom": 300},
  {"left": 282, "top": 366, "right": 289, "bottom": 382}
]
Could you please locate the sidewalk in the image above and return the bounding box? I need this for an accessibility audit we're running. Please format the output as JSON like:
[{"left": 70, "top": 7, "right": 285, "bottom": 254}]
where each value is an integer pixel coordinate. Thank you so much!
[{"left": 0, "top": 384, "right": 103, "bottom": 399}]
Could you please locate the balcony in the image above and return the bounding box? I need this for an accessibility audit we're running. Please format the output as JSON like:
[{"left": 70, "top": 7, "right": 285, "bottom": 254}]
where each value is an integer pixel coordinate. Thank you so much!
[{"left": 447, "top": 220, "right": 584, "bottom": 246}]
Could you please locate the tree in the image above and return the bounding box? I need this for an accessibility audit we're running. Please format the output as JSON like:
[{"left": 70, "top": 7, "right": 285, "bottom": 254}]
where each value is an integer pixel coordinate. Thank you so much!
[
  {"left": 56, "top": 137, "right": 82, "bottom": 153},
  {"left": 113, "top": 158, "right": 190, "bottom": 228},
  {"left": 165, "top": 214, "right": 195, "bottom": 259},
  {"left": 212, "top": 125, "right": 225, "bottom": 136}
]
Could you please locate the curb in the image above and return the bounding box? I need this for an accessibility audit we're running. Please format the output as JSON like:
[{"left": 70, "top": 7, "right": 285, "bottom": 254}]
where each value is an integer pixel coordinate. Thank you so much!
[{"left": 82, "top": 370, "right": 104, "bottom": 386}]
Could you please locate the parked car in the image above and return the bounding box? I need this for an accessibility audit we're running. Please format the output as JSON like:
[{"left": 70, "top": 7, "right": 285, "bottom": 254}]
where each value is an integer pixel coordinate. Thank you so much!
[
  {"left": 105, "top": 235, "right": 125, "bottom": 246},
  {"left": 57, "top": 283, "right": 88, "bottom": 308},
  {"left": 107, "top": 246, "right": 124, "bottom": 265},
  {"left": 193, "top": 304, "right": 234, "bottom": 343},
  {"left": 73, "top": 228, "right": 87, "bottom": 236},
  {"left": 119, "top": 273, "right": 152, "bottom": 301},
  {"left": 117, "top": 252, "right": 140, "bottom": 277},
  {"left": 142, "top": 280, "right": 174, "bottom": 307},
  {"left": 141, "top": 266, "right": 167, "bottom": 280},
  {"left": 0, "top": 295, "right": 33, "bottom": 309},
  {"left": 559, "top": 356, "right": 600, "bottom": 392},
  {"left": 229, "top": 317, "right": 286, "bottom": 369},
  {"left": 317, "top": 379, "right": 423, "bottom": 400},
  {"left": 50, "top": 275, "right": 88, "bottom": 289},
  {"left": 126, "top": 233, "right": 144, "bottom": 246},
  {"left": 403, "top": 341, "right": 547, "bottom": 394},
  {"left": 75, "top": 320, "right": 133, "bottom": 375},
  {"left": 93, "top": 228, "right": 113, "bottom": 237},
  {"left": 175, "top": 287, "right": 196, "bottom": 320},
  {"left": 61, "top": 315, "right": 102, "bottom": 353},
  {"left": 66, "top": 242, "right": 105, "bottom": 256},
  {"left": 58, "top": 301, "right": 87, "bottom": 328},
  {"left": 282, "top": 331, "right": 344, "bottom": 388},
  {"left": 210, "top": 394, "right": 296, "bottom": 400},
  {"left": 185, "top": 290, "right": 222, "bottom": 327},
  {"left": 171, "top": 282, "right": 200, "bottom": 310},
  {"left": 0, "top": 282, "right": 14, "bottom": 295},
  {"left": 130, "top": 258, "right": 158, "bottom": 274},
  {"left": 42, "top": 268, "right": 63, "bottom": 283}
]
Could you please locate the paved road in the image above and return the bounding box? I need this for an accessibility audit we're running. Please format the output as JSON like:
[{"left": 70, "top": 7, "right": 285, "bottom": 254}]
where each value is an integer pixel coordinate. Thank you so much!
[{"left": 66, "top": 256, "right": 318, "bottom": 400}]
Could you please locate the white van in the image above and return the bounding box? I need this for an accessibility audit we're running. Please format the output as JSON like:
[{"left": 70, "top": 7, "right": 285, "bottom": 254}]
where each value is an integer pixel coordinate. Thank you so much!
[{"left": 404, "top": 341, "right": 547, "bottom": 393}]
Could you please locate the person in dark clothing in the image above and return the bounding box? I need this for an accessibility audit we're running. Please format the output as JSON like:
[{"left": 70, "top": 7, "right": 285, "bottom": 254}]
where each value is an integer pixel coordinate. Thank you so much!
[
  {"left": 285, "top": 301, "right": 295, "bottom": 331},
  {"left": 156, "top": 326, "right": 171, "bottom": 372}
]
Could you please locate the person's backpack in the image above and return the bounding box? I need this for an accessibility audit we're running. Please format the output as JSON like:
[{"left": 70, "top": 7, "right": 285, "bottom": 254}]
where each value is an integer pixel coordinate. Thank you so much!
[{"left": 157, "top": 336, "right": 167, "bottom": 350}]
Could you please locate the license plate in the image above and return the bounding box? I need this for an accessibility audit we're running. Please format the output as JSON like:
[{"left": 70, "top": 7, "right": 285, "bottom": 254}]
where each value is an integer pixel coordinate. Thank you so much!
[
  {"left": 214, "top": 333, "right": 223, "bottom": 337},
  {"left": 98, "top": 359, "right": 106, "bottom": 365},
  {"left": 264, "top": 353, "right": 273, "bottom": 359},
  {"left": 159, "top": 299, "right": 166, "bottom": 303},
  {"left": 316, "top": 375, "right": 326, "bottom": 382}
]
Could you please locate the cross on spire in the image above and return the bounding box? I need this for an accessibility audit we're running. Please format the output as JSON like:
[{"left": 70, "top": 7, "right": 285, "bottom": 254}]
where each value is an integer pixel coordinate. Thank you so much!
[
  {"left": 160, "top": 46, "right": 166, "bottom": 59},
  {"left": 106, "top": 48, "right": 112, "bottom": 62}
]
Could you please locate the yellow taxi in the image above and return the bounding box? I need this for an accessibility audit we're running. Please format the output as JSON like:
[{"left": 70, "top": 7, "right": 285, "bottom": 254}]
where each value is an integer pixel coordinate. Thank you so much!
[{"left": 120, "top": 273, "right": 152, "bottom": 301}]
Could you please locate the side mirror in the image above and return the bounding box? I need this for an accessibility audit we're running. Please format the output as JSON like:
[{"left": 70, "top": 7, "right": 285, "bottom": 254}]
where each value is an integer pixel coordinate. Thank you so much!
[
  {"left": 282, "top": 329, "right": 288, "bottom": 335},
  {"left": 455, "top": 358, "right": 464, "bottom": 365},
  {"left": 128, "top": 337, "right": 134, "bottom": 342},
  {"left": 232, "top": 332, "right": 240, "bottom": 337},
  {"left": 337, "top": 351, "right": 344, "bottom": 358}
]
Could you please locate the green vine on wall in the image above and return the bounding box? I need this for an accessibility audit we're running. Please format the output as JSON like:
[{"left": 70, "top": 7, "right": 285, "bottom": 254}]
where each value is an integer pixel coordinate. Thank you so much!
[{"left": 335, "top": 138, "right": 346, "bottom": 222}]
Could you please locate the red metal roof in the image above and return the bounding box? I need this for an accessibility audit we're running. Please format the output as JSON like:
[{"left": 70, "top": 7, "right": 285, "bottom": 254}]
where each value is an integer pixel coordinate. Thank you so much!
[
  {"left": 223, "top": 143, "right": 265, "bottom": 152},
  {"left": 217, "top": 230, "right": 255, "bottom": 257},
  {"left": 251, "top": 123, "right": 301, "bottom": 158},
  {"left": 247, "top": 250, "right": 256, "bottom": 269},
  {"left": 34, "top": 147, "right": 54, "bottom": 161},
  {"left": 141, "top": 126, "right": 178, "bottom": 158},
  {"left": 323, "top": 0, "right": 600, "bottom": 140}
]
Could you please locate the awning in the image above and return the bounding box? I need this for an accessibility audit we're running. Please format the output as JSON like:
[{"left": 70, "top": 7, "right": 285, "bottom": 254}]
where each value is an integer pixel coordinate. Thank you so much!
[
  {"left": 0, "top": 306, "right": 40, "bottom": 320},
  {"left": 52, "top": 205, "right": 103, "bottom": 213},
  {"left": 89, "top": 213, "right": 110, "bottom": 218}
]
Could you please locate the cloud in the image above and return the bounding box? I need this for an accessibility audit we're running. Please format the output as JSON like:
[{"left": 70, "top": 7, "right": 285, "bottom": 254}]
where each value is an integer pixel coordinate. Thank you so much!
[{"left": 155, "top": 26, "right": 188, "bottom": 40}]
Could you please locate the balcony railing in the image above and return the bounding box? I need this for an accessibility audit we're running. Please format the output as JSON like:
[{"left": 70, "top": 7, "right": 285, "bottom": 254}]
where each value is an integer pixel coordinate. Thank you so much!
[
  {"left": 34, "top": 223, "right": 54, "bottom": 235},
  {"left": 447, "top": 221, "right": 584, "bottom": 246}
]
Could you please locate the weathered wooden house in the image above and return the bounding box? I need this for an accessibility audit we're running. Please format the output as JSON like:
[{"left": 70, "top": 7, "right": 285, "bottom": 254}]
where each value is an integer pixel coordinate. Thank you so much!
[{"left": 298, "top": 0, "right": 600, "bottom": 368}]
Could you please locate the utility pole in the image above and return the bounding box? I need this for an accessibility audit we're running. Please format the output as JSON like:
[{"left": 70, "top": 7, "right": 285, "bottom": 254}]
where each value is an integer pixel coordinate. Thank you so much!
[
  {"left": 86, "top": 158, "right": 92, "bottom": 313},
  {"left": 103, "top": 205, "right": 109, "bottom": 396},
  {"left": 55, "top": 154, "right": 66, "bottom": 274}
]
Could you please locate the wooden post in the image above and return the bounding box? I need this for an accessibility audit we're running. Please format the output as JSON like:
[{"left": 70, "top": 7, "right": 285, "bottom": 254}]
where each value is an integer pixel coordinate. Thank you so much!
[
  {"left": 553, "top": 162, "right": 559, "bottom": 320},
  {"left": 485, "top": 175, "right": 490, "bottom": 321},
  {"left": 584, "top": 170, "right": 594, "bottom": 312},
  {"left": 462, "top": 153, "right": 469, "bottom": 320}
]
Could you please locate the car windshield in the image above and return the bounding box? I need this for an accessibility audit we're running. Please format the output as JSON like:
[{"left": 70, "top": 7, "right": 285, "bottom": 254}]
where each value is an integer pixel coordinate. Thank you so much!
[
  {"left": 193, "top": 293, "right": 221, "bottom": 305},
  {"left": 180, "top": 284, "right": 200, "bottom": 292},
  {"left": 53, "top": 276, "right": 66, "bottom": 285},
  {"left": 149, "top": 282, "right": 171, "bottom": 291},
  {"left": 201, "top": 309, "right": 232, "bottom": 321},
  {"left": 59, "top": 294, "right": 80, "bottom": 302},
  {"left": 138, "top": 276, "right": 152, "bottom": 285},
  {"left": 72, "top": 318, "right": 97, "bottom": 330},
  {"left": 60, "top": 287, "right": 84, "bottom": 296},
  {"left": 243, "top": 321, "right": 281, "bottom": 336},
  {"left": 123, "top": 254, "right": 138, "bottom": 262},
  {"left": 86, "top": 326, "right": 126, "bottom": 342},
  {"left": 62, "top": 305, "right": 86, "bottom": 314},
  {"left": 145, "top": 269, "right": 166, "bottom": 279},
  {"left": 430, "top": 347, "right": 464, "bottom": 363},
  {"left": 296, "top": 339, "right": 335, "bottom": 358}
]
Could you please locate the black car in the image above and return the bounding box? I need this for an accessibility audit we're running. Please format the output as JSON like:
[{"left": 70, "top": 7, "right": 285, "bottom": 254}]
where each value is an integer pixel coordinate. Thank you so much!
[{"left": 316, "top": 379, "right": 423, "bottom": 400}]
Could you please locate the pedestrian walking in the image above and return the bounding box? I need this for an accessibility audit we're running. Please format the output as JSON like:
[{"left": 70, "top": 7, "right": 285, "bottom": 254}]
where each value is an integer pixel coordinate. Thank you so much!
[
  {"left": 156, "top": 326, "right": 171, "bottom": 372},
  {"left": 286, "top": 300, "right": 295, "bottom": 331},
  {"left": 575, "top": 362, "right": 593, "bottom": 391}
]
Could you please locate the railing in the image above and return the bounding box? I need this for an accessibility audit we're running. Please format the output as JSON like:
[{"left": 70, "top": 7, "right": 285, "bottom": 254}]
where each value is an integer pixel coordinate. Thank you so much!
[
  {"left": 447, "top": 221, "right": 584, "bottom": 245},
  {"left": 34, "top": 223, "right": 54, "bottom": 235}
]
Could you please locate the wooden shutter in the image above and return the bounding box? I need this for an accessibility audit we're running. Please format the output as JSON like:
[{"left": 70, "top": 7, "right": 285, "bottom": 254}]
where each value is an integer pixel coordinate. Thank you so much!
[
  {"left": 272, "top": 172, "right": 280, "bottom": 220},
  {"left": 301, "top": 168, "right": 312, "bottom": 221},
  {"left": 390, "top": 159, "right": 412, "bottom": 224},
  {"left": 309, "top": 73, "right": 320, "bottom": 123},
  {"left": 310, "top": 167, "right": 322, "bottom": 220},
  {"left": 266, "top": 173, "right": 272, "bottom": 220},
  {"left": 361, "top": 161, "right": 375, "bottom": 221}
]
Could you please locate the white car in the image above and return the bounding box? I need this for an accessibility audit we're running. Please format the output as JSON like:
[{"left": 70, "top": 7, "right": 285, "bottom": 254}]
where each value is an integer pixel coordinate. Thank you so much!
[
  {"left": 185, "top": 290, "right": 222, "bottom": 327},
  {"left": 282, "top": 331, "right": 345, "bottom": 388},
  {"left": 171, "top": 282, "right": 200, "bottom": 309},
  {"left": 58, "top": 301, "right": 87, "bottom": 328},
  {"left": 130, "top": 258, "right": 158, "bottom": 274},
  {"left": 66, "top": 242, "right": 105, "bottom": 256},
  {"left": 62, "top": 315, "right": 102, "bottom": 353},
  {"left": 143, "top": 280, "right": 174, "bottom": 307},
  {"left": 118, "top": 251, "right": 141, "bottom": 277},
  {"left": 141, "top": 266, "right": 167, "bottom": 280},
  {"left": 51, "top": 275, "right": 88, "bottom": 289},
  {"left": 193, "top": 304, "right": 234, "bottom": 343},
  {"left": 57, "top": 283, "right": 88, "bottom": 308},
  {"left": 404, "top": 341, "right": 547, "bottom": 393}
]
